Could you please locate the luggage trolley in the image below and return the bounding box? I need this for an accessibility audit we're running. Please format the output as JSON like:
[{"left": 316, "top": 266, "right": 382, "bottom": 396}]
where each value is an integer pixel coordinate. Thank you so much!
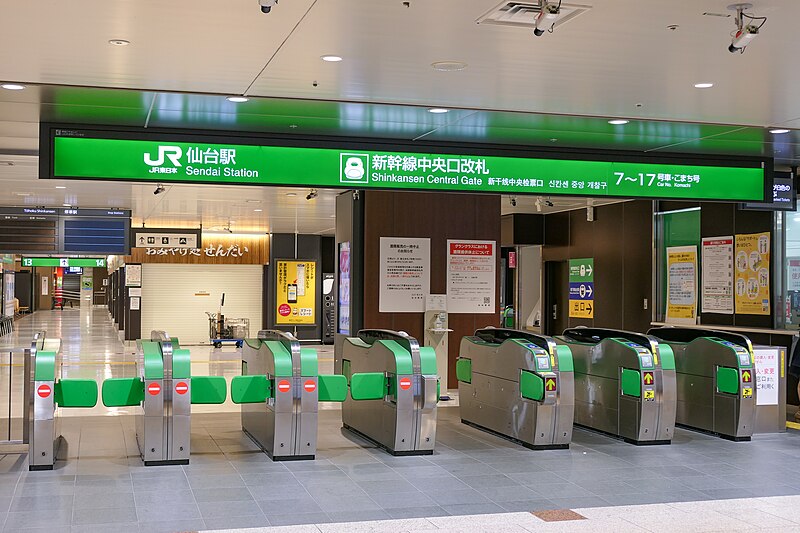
[
  {"left": 556, "top": 327, "right": 677, "bottom": 445},
  {"left": 232, "top": 330, "right": 347, "bottom": 460},
  {"left": 457, "top": 328, "right": 574, "bottom": 449},
  {"left": 648, "top": 326, "right": 756, "bottom": 441},
  {"left": 337, "top": 329, "right": 439, "bottom": 455},
  {"left": 27, "top": 331, "right": 98, "bottom": 470}
]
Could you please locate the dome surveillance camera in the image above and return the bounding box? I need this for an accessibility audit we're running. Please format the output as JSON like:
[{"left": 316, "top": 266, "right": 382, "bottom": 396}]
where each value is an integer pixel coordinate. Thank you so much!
[{"left": 259, "top": 0, "right": 277, "bottom": 13}]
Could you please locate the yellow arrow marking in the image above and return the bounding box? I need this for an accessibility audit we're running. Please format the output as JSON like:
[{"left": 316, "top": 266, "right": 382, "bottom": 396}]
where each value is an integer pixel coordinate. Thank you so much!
[
  {"left": 742, "top": 370, "right": 751, "bottom": 381},
  {"left": 545, "top": 378, "right": 556, "bottom": 391},
  {"left": 644, "top": 373, "right": 654, "bottom": 385}
]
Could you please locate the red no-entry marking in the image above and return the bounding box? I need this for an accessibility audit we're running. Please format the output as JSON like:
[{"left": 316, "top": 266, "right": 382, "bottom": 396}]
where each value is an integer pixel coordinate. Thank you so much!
[
  {"left": 399, "top": 377, "right": 412, "bottom": 391},
  {"left": 304, "top": 380, "right": 316, "bottom": 393},
  {"left": 175, "top": 381, "right": 189, "bottom": 395},
  {"left": 37, "top": 384, "right": 51, "bottom": 398},
  {"left": 277, "top": 380, "right": 291, "bottom": 393},
  {"left": 148, "top": 382, "right": 161, "bottom": 396}
]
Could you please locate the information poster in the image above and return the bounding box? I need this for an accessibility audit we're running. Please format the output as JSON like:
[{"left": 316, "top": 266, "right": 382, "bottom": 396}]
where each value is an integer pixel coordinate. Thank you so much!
[
  {"left": 666, "top": 246, "right": 698, "bottom": 324},
  {"left": 276, "top": 260, "right": 316, "bottom": 325},
  {"left": 701, "top": 237, "right": 734, "bottom": 314},
  {"left": 446, "top": 240, "right": 496, "bottom": 314},
  {"left": 125, "top": 264, "right": 142, "bottom": 287},
  {"left": 338, "top": 242, "right": 350, "bottom": 335},
  {"left": 735, "top": 232, "right": 770, "bottom": 315},
  {"left": 568, "top": 258, "right": 594, "bottom": 319},
  {"left": 379, "top": 237, "right": 430, "bottom": 312},
  {"left": 788, "top": 259, "right": 800, "bottom": 291},
  {"left": 753, "top": 347, "right": 781, "bottom": 406}
]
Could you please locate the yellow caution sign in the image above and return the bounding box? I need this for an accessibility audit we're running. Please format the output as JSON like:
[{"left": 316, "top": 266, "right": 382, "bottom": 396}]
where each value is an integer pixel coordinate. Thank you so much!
[
  {"left": 644, "top": 389, "right": 655, "bottom": 401},
  {"left": 742, "top": 387, "right": 753, "bottom": 399},
  {"left": 569, "top": 300, "right": 594, "bottom": 319}
]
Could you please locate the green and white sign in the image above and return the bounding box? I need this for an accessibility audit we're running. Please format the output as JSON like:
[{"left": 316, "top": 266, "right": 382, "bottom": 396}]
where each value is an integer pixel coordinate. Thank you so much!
[
  {"left": 49, "top": 134, "right": 766, "bottom": 201},
  {"left": 22, "top": 257, "right": 106, "bottom": 268}
]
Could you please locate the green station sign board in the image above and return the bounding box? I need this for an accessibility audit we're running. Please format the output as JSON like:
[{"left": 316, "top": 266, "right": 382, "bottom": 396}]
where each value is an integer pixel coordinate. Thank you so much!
[
  {"left": 50, "top": 135, "right": 766, "bottom": 202},
  {"left": 22, "top": 257, "right": 106, "bottom": 268}
]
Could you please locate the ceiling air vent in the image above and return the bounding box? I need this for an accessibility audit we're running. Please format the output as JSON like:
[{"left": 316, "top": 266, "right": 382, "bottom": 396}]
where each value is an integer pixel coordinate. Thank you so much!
[{"left": 477, "top": 1, "right": 591, "bottom": 30}]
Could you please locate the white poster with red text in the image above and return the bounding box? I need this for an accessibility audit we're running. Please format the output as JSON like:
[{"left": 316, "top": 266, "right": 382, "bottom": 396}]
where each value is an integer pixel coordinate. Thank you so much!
[{"left": 446, "top": 240, "right": 496, "bottom": 314}]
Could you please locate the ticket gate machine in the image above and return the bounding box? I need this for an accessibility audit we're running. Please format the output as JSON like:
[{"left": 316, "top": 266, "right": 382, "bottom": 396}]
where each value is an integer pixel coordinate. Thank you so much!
[
  {"left": 337, "top": 330, "right": 438, "bottom": 455},
  {"left": 102, "top": 331, "right": 226, "bottom": 465},
  {"left": 648, "top": 327, "right": 756, "bottom": 441},
  {"left": 457, "top": 328, "right": 574, "bottom": 449},
  {"left": 27, "top": 332, "right": 98, "bottom": 470},
  {"left": 231, "top": 330, "right": 347, "bottom": 461},
  {"left": 556, "top": 328, "right": 676, "bottom": 445}
]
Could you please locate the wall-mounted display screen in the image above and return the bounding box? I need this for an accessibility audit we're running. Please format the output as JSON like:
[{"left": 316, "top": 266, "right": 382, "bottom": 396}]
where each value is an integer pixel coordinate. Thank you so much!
[
  {"left": 742, "top": 171, "right": 796, "bottom": 211},
  {"left": 43, "top": 127, "right": 768, "bottom": 203}
]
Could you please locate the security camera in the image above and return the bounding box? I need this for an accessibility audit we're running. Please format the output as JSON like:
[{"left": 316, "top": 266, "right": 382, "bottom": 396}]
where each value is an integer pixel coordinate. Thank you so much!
[
  {"left": 533, "top": 2, "right": 561, "bottom": 36},
  {"left": 306, "top": 188, "right": 318, "bottom": 201},
  {"left": 545, "top": 200, "right": 554, "bottom": 207},
  {"left": 153, "top": 184, "right": 166, "bottom": 195},
  {"left": 259, "top": 0, "right": 277, "bottom": 13},
  {"left": 729, "top": 25, "right": 759, "bottom": 53},
  {"left": 510, "top": 196, "right": 517, "bottom": 207}
]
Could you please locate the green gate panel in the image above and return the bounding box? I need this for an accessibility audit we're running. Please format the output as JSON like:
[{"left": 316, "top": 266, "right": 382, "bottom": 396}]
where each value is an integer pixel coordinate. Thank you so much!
[
  {"left": 658, "top": 344, "right": 676, "bottom": 370},
  {"left": 717, "top": 367, "right": 740, "bottom": 395},
  {"left": 102, "top": 377, "right": 144, "bottom": 407},
  {"left": 555, "top": 345, "right": 574, "bottom": 372},
  {"left": 33, "top": 351, "right": 56, "bottom": 382},
  {"left": 456, "top": 358, "right": 472, "bottom": 383},
  {"left": 318, "top": 374, "right": 348, "bottom": 402},
  {"left": 380, "top": 341, "right": 413, "bottom": 375},
  {"left": 55, "top": 379, "right": 98, "bottom": 408},
  {"left": 621, "top": 368, "right": 641, "bottom": 397},
  {"left": 231, "top": 375, "right": 272, "bottom": 404},
  {"left": 419, "top": 346, "right": 437, "bottom": 375},
  {"left": 191, "top": 376, "right": 227, "bottom": 404},
  {"left": 350, "top": 373, "right": 387, "bottom": 400},
  {"left": 300, "top": 348, "right": 319, "bottom": 376},
  {"left": 519, "top": 370, "right": 544, "bottom": 401},
  {"left": 172, "top": 348, "right": 191, "bottom": 379},
  {"left": 140, "top": 341, "right": 164, "bottom": 380},
  {"left": 264, "top": 341, "right": 293, "bottom": 377}
]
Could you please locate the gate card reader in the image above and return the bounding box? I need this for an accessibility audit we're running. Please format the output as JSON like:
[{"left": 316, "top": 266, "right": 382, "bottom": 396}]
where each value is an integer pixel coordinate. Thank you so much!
[
  {"left": 28, "top": 331, "right": 98, "bottom": 471},
  {"left": 337, "top": 329, "right": 438, "bottom": 456},
  {"left": 231, "top": 330, "right": 347, "bottom": 461},
  {"left": 648, "top": 327, "right": 756, "bottom": 441},
  {"left": 556, "top": 327, "right": 677, "bottom": 445},
  {"left": 457, "top": 328, "right": 574, "bottom": 450},
  {"left": 102, "top": 331, "right": 226, "bottom": 466}
]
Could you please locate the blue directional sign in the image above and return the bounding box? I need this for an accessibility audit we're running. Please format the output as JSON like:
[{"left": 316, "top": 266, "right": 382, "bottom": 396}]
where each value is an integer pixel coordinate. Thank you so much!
[{"left": 569, "top": 282, "right": 595, "bottom": 300}]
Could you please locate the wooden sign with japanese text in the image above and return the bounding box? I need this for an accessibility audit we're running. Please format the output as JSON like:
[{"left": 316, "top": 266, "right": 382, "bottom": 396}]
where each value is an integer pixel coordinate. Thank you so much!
[{"left": 125, "top": 235, "right": 268, "bottom": 265}]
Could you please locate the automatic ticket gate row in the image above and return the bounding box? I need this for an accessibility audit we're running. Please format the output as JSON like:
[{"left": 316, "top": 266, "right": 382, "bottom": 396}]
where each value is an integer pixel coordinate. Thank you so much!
[
  {"left": 555, "top": 328, "right": 676, "bottom": 445},
  {"left": 457, "top": 328, "right": 574, "bottom": 449},
  {"left": 648, "top": 327, "right": 756, "bottom": 441},
  {"left": 102, "top": 331, "right": 226, "bottom": 465},
  {"left": 337, "top": 330, "right": 439, "bottom": 455}
]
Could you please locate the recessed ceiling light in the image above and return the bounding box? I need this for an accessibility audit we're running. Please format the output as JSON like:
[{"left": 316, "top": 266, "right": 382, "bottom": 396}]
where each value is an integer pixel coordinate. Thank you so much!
[
  {"left": 254, "top": 209, "right": 263, "bottom": 212},
  {"left": 55, "top": 186, "right": 66, "bottom": 189},
  {"left": 108, "top": 39, "right": 130, "bottom": 46},
  {"left": 431, "top": 61, "right": 468, "bottom": 72},
  {"left": 226, "top": 96, "right": 248, "bottom": 103},
  {"left": 694, "top": 82, "right": 714, "bottom": 89},
  {"left": 769, "top": 128, "right": 790, "bottom": 134},
  {"left": 62, "top": 203, "right": 71, "bottom": 207},
  {"left": 428, "top": 108, "right": 448, "bottom": 114},
  {"left": 245, "top": 199, "right": 261, "bottom": 203},
  {"left": 321, "top": 55, "right": 343, "bottom": 62},
  {"left": 608, "top": 119, "right": 629, "bottom": 125},
  {"left": 286, "top": 193, "right": 297, "bottom": 197},
  {"left": 1, "top": 83, "right": 25, "bottom": 90}
]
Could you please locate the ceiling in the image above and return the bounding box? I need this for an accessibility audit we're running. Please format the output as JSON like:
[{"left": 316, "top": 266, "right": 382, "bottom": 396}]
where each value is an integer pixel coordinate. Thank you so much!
[{"left": 0, "top": 0, "right": 799, "bottom": 232}]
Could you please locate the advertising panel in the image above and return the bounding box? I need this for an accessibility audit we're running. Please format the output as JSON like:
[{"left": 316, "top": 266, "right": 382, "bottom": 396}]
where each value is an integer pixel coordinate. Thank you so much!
[
  {"left": 734, "top": 232, "right": 770, "bottom": 315},
  {"left": 338, "top": 243, "right": 350, "bottom": 335},
  {"left": 276, "top": 260, "right": 316, "bottom": 325}
]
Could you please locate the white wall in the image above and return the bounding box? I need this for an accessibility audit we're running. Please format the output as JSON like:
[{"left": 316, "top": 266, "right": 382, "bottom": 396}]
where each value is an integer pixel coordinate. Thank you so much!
[{"left": 141, "top": 264, "right": 263, "bottom": 343}]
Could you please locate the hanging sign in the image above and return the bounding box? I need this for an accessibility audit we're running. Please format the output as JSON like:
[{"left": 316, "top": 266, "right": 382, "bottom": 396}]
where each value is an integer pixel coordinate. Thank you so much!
[
  {"left": 379, "top": 237, "right": 430, "bottom": 313},
  {"left": 735, "top": 232, "right": 770, "bottom": 315},
  {"left": 666, "top": 246, "right": 698, "bottom": 324},
  {"left": 568, "top": 258, "right": 594, "bottom": 319},
  {"left": 275, "top": 260, "right": 316, "bottom": 325},
  {"left": 701, "top": 237, "right": 734, "bottom": 314},
  {"left": 446, "top": 240, "right": 496, "bottom": 314}
]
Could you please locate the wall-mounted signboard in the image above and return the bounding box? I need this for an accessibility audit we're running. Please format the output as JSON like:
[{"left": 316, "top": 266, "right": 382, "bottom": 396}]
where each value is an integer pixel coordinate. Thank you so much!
[
  {"left": 42, "top": 127, "right": 768, "bottom": 202},
  {"left": 742, "top": 171, "right": 796, "bottom": 211},
  {"left": 132, "top": 228, "right": 201, "bottom": 249},
  {"left": 21, "top": 257, "right": 106, "bottom": 268}
]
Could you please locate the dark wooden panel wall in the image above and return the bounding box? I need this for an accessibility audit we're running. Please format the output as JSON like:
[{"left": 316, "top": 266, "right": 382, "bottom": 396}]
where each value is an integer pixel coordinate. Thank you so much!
[
  {"left": 362, "top": 191, "right": 501, "bottom": 386},
  {"left": 542, "top": 200, "right": 654, "bottom": 333}
]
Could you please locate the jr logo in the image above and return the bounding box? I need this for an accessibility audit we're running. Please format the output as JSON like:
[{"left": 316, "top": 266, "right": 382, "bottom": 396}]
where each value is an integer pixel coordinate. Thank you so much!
[
  {"left": 339, "top": 153, "right": 369, "bottom": 184},
  {"left": 144, "top": 146, "right": 183, "bottom": 167}
]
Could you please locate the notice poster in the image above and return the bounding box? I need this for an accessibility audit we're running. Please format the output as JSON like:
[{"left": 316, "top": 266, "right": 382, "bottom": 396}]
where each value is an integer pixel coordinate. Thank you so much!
[
  {"left": 276, "top": 260, "right": 316, "bottom": 325},
  {"left": 666, "top": 246, "right": 698, "bottom": 325},
  {"left": 753, "top": 347, "right": 781, "bottom": 406},
  {"left": 735, "top": 232, "right": 770, "bottom": 315},
  {"left": 701, "top": 237, "right": 734, "bottom": 314},
  {"left": 447, "top": 240, "right": 496, "bottom": 314},
  {"left": 125, "top": 264, "right": 142, "bottom": 287},
  {"left": 379, "top": 237, "right": 430, "bottom": 312},
  {"left": 338, "top": 242, "right": 351, "bottom": 335},
  {"left": 788, "top": 259, "right": 800, "bottom": 291}
]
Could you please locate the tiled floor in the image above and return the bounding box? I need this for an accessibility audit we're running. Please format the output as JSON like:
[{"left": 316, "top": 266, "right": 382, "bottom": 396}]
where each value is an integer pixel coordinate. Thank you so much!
[{"left": 0, "top": 308, "right": 798, "bottom": 532}]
